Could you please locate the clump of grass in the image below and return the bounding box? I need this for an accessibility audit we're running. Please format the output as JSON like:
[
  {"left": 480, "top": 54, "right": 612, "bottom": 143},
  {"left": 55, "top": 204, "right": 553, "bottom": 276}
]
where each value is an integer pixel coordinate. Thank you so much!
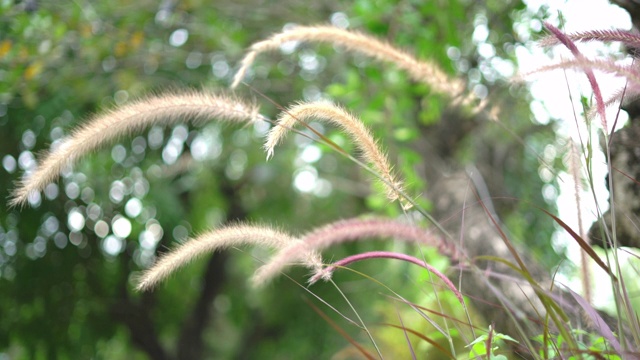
[
  {"left": 12, "top": 18, "right": 640, "bottom": 359},
  {"left": 530, "top": 22, "right": 640, "bottom": 356}
]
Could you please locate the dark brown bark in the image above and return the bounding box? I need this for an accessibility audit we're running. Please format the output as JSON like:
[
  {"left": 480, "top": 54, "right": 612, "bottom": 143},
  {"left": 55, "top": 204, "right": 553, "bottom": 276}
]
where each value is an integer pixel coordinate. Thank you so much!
[
  {"left": 173, "top": 177, "right": 248, "bottom": 359},
  {"left": 111, "top": 292, "right": 172, "bottom": 360},
  {"left": 176, "top": 252, "right": 228, "bottom": 359},
  {"left": 110, "top": 251, "right": 172, "bottom": 360}
]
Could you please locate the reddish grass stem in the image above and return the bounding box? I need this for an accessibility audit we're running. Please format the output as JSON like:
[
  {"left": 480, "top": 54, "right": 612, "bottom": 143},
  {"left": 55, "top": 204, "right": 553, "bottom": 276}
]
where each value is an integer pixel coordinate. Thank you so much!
[{"left": 310, "top": 250, "right": 464, "bottom": 306}]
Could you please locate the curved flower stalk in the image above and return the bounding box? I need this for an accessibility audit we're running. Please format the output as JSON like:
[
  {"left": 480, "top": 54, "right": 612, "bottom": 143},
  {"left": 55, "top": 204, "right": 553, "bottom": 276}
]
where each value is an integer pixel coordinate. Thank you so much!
[
  {"left": 10, "top": 90, "right": 259, "bottom": 207},
  {"left": 136, "top": 224, "right": 323, "bottom": 291},
  {"left": 538, "top": 29, "right": 640, "bottom": 49},
  {"left": 308, "top": 250, "right": 464, "bottom": 306},
  {"left": 266, "top": 100, "right": 406, "bottom": 205},
  {"left": 251, "top": 217, "right": 449, "bottom": 287},
  {"left": 542, "top": 23, "right": 607, "bottom": 128},
  {"left": 231, "top": 25, "right": 471, "bottom": 106}
]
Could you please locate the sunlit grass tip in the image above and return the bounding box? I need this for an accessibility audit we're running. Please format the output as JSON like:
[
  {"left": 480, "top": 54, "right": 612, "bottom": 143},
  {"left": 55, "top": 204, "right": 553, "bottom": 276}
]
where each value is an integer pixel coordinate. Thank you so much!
[
  {"left": 251, "top": 217, "right": 448, "bottom": 287},
  {"left": 136, "top": 224, "right": 323, "bottom": 291},
  {"left": 10, "top": 90, "right": 260, "bottom": 207},
  {"left": 266, "top": 100, "right": 405, "bottom": 205},
  {"left": 231, "top": 25, "right": 469, "bottom": 104}
]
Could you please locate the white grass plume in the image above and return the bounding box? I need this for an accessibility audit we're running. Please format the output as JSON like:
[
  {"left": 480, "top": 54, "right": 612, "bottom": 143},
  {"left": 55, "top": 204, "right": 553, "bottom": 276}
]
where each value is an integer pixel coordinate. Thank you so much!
[
  {"left": 231, "top": 25, "right": 468, "bottom": 103},
  {"left": 10, "top": 90, "right": 259, "bottom": 207},
  {"left": 251, "top": 217, "right": 443, "bottom": 287},
  {"left": 266, "top": 100, "right": 405, "bottom": 204},
  {"left": 136, "top": 224, "right": 323, "bottom": 291}
]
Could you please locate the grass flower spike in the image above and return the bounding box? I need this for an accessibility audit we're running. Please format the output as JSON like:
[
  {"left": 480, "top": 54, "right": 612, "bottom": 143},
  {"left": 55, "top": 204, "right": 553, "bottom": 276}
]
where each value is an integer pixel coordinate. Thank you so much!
[
  {"left": 231, "top": 25, "right": 469, "bottom": 104},
  {"left": 137, "top": 224, "right": 323, "bottom": 291},
  {"left": 266, "top": 100, "right": 405, "bottom": 204},
  {"left": 252, "top": 217, "right": 447, "bottom": 287},
  {"left": 10, "top": 91, "right": 259, "bottom": 207},
  {"left": 538, "top": 29, "right": 640, "bottom": 48}
]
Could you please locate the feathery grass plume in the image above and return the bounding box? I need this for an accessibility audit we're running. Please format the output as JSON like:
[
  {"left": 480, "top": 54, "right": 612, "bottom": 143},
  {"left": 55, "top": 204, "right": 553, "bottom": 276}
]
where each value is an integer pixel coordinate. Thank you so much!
[
  {"left": 10, "top": 90, "right": 259, "bottom": 207},
  {"left": 265, "top": 100, "right": 405, "bottom": 205},
  {"left": 588, "top": 83, "right": 640, "bottom": 120},
  {"left": 136, "top": 224, "right": 323, "bottom": 291},
  {"left": 522, "top": 57, "right": 640, "bottom": 122},
  {"left": 543, "top": 23, "right": 607, "bottom": 129},
  {"left": 308, "top": 250, "right": 464, "bottom": 306},
  {"left": 539, "top": 29, "right": 640, "bottom": 49},
  {"left": 231, "top": 25, "right": 470, "bottom": 105},
  {"left": 524, "top": 58, "right": 640, "bottom": 86},
  {"left": 251, "top": 217, "right": 447, "bottom": 287}
]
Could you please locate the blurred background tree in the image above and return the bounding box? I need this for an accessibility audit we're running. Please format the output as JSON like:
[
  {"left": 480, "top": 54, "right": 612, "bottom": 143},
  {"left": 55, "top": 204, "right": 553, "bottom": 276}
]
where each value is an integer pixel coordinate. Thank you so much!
[{"left": 0, "top": 0, "right": 577, "bottom": 358}]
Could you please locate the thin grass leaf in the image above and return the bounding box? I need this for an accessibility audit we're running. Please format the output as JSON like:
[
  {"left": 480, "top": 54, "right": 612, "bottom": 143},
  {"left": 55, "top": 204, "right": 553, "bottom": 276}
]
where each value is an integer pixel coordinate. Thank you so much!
[
  {"left": 380, "top": 323, "right": 455, "bottom": 359},
  {"left": 613, "top": 165, "right": 640, "bottom": 186},
  {"left": 329, "top": 278, "right": 384, "bottom": 359},
  {"left": 303, "top": 297, "right": 377, "bottom": 360},
  {"left": 270, "top": 270, "right": 363, "bottom": 329},
  {"left": 394, "top": 306, "right": 417, "bottom": 360},
  {"left": 327, "top": 266, "right": 454, "bottom": 342},
  {"left": 311, "top": 251, "right": 464, "bottom": 306},
  {"left": 565, "top": 287, "right": 622, "bottom": 355},
  {"left": 383, "top": 294, "right": 482, "bottom": 332},
  {"left": 537, "top": 207, "right": 616, "bottom": 279}
]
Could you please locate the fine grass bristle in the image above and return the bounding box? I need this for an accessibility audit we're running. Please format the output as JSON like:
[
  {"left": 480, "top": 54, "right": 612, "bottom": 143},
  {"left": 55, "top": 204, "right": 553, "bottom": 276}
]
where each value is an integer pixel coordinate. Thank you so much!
[
  {"left": 231, "top": 25, "right": 471, "bottom": 105},
  {"left": 538, "top": 28, "right": 640, "bottom": 49},
  {"left": 136, "top": 224, "right": 323, "bottom": 291},
  {"left": 266, "top": 100, "right": 405, "bottom": 205},
  {"left": 10, "top": 91, "right": 259, "bottom": 208},
  {"left": 251, "top": 217, "right": 445, "bottom": 287}
]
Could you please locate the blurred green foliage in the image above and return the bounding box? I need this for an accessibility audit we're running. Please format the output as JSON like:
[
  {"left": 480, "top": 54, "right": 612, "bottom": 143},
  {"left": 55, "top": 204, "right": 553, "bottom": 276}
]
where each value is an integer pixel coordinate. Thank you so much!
[{"left": 0, "top": 0, "right": 564, "bottom": 358}]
